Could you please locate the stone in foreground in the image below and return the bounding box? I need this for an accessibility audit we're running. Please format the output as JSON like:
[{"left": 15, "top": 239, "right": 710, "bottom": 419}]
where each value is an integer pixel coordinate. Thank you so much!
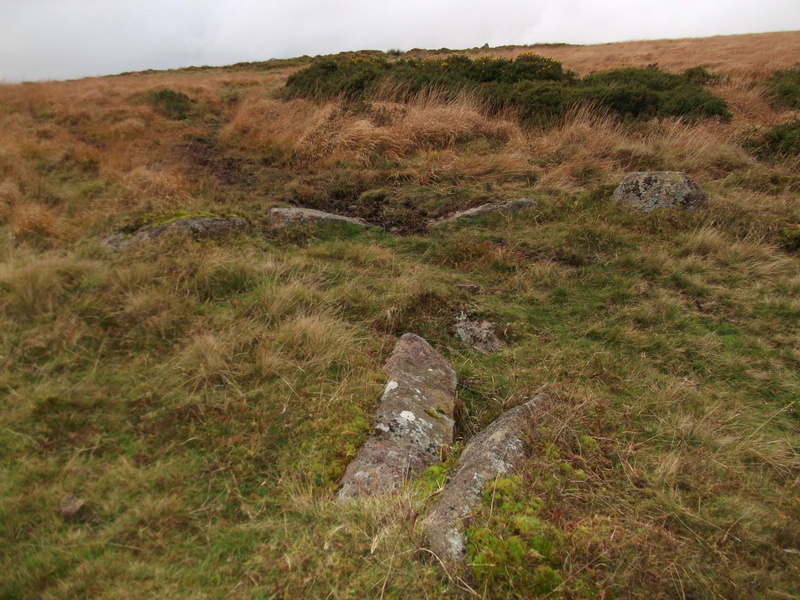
[
  {"left": 423, "top": 394, "right": 548, "bottom": 561},
  {"left": 268, "top": 207, "right": 369, "bottom": 230},
  {"left": 612, "top": 171, "right": 708, "bottom": 212},
  {"left": 432, "top": 198, "right": 538, "bottom": 226},
  {"left": 337, "top": 334, "right": 457, "bottom": 500},
  {"left": 102, "top": 216, "right": 249, "bottom": 251}
]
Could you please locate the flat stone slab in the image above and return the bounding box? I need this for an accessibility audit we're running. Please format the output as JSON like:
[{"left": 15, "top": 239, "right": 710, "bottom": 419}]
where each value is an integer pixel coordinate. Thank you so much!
[
  {"left": 268, "top": 207, "right": 369, "bottom": 230},
  {"left": 423, "top": 394, "right": 548, "bottom": 562},
  {"left": 431, "top": 198, "right": 538, "bottom": 226},
  {"left": 102, "top": 216, "right": 249, "bottom": 251},
  {"left": 612, "top": 171, "right": 708, "bottom": 212},
  {"left": 337, "top": 334, "right": 457, "bottom": 500}
]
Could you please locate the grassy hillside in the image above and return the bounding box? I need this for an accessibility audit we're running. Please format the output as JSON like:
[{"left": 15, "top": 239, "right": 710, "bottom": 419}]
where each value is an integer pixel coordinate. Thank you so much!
[{"left": 1, "top": 31, "right": 799, "bottom": 599}]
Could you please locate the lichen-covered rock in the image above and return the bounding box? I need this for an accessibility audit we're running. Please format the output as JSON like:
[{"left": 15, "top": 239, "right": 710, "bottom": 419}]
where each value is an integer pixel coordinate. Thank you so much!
[
  {"left": 337, "top": 334, "right": 457, "bottom": 500},
  {"left": 432, "top": 198, "right": 538, "bottom": 226},
  {"left": 102, "top": 216, "right": 249, "bottom": 251},
  {"left": 612, "top": 171, "right": 708, "bottom": 212},
  {"left": 268, "top": 207, "right": 369, "bottom": 230},
  {"left": 454, "top": 313, "right": 506, "bottom": 353},
  {"left": 423, "top": 394, "right": 548, "bottom": 561}
]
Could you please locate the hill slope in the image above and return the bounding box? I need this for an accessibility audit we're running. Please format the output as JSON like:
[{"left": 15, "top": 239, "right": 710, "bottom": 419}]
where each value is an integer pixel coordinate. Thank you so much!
[{"left": 1, "top": 31, "right": 799, "bottom": 599}]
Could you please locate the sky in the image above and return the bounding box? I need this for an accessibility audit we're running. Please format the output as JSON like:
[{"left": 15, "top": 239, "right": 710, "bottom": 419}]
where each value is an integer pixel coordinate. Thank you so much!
[{"left": 1, "top": 0, "right": 799, "bottom": 82}]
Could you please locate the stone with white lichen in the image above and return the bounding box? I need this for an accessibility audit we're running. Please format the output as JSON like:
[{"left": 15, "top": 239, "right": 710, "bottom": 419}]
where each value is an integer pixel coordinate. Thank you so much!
[
  {"left": 337, "top": 333, "right": 456, "bottom": 500},
  {"left": 612, "top": 171, "right": 708, "bottom": 212}
]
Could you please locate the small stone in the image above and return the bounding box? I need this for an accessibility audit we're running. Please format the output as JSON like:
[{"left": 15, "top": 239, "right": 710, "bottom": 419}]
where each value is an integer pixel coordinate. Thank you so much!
[
  {"left": 456, "top": 283, "right": 482, "bottom": 295},
  {"left": 612, "top": 171, "right": 708, "bottom": 212},
  {"left": 102, "top": 216, "right": 249, "bottom": 251},
  {"left": 268, "top": 207, "right": 370, "bottom": 230},
  {"left": 431, "top": 198, "right": 538, "bottom": 226},
  {"left": 59, "top": 494, "right": 86, "bottom": 521},
  {"left": 454, "top": 313, "right": 506, "bottom": 353}
]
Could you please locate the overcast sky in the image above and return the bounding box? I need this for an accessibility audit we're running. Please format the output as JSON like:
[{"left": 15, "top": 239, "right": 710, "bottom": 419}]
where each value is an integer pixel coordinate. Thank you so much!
[{"left": 1, "top": 0, "right": 799, "bottom": 82}]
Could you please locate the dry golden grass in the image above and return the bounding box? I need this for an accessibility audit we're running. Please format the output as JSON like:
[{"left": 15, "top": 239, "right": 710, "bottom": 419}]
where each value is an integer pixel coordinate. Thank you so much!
[
  {"left": 1, "top": 31, "right": 796, "bottom": 238},
  {"left": 503, "top": 31, "right": 800, "bottom": 77}
]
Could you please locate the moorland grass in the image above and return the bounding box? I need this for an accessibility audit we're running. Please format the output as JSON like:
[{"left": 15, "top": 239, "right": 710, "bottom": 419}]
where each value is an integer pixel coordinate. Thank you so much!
[{"left": 1, "top": 31, "right": 799, "bottom": 599}]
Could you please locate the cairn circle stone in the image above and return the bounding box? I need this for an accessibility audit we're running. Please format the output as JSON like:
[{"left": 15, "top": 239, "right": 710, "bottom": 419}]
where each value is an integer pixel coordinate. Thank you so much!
[
  {"left": 423, "top": 394, "right": 548, "bottom": 562},
  {"left": 102, "top": 216, "right": 249, "bottom": 251},
  {"left": 431, "top": 198, "right": 538, "bottom": 227},
  {"left": 612, "top": 171, "right": 708, "bottom": 212},
  {"left": 453, "top": 313, "right": 506, "bottom": 353},
  {"left": 268, "top": 207, "right": 369, "bottom": 230},
  {"left": 337, "top": 333, "right": 457, "bottom": 500},
  {"left": 59, "top": 494, "right": 86, "bottom": 521}
]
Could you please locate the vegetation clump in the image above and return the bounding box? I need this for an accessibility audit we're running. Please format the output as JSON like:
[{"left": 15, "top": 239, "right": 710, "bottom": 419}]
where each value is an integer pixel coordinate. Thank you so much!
[
  {"left": 745, "top": 119, "right": 800, "bottom": 160},
  {"left": 147, "top": 88, "right": 194, "bottom": 119},
  {"left": 284, "top": 54, "right": 731, "bottom": 123},
  {"left": 764, "top": 68, "right": 800, "bottom": 109}
]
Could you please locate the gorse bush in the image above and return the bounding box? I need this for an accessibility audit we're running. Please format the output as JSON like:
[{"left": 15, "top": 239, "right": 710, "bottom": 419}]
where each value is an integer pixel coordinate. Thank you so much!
[
  {"left": 683, "top": 65, "right": 723, "bottom": 86},
  {"left": 764, "top": 68, "right": 800, "bottom": 109},
  {"left": 284, "top": 54, "right": 731, "bottom": 124},
  {"left": 745, "top": 119, "right": 800, "bottom": 160},
  {"left": 579, "top": 68, "right": 731, "bottom": 120}
]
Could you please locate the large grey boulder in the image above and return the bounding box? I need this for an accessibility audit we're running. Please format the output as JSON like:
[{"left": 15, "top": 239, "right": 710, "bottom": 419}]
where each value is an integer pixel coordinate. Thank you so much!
[
  {"left": 268, "top": 207, "right": 369, "bottom": 230},
  {"left": 423, "top": 394, "right": 547, "bottom": 562},
  {"left": 431, "top": 198, "right": 538, "bottom": 227},
  {"left": 337, "top": 334, "right": 457, "bottom": 500},
  {"left": 102, "top": 216, "right": 249, "bottom": 251},
  {"left": 612, "top": 171, "right": 708, "bottom": 212}
]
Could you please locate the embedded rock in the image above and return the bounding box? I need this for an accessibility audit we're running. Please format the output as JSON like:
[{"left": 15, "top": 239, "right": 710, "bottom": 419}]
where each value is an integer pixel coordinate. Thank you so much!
[
  {"left": 454, "top": 313, "right": 506, "bottom": 353},
  {"left": 456, "top": 283, "right": 482, "bottom": 295},
  {"left": 423, "top": 394, "right": 547, "bottom": 561},
  {"left": 432, "top": 198, "right": 538, "bottom": 226},
  {"left": 337, "top": 334, "right": 457, "bottom": 500},
  {"left": 102, "top": 216, "right": 249, "bottom": 251},
  {"left": 612, "top": 171, "right": 708, "bottom": 212},
  {"left": 59, "top": 494, "right": 87, "bottom": 522},
  {"left": 268, "top": 207, "right": 369, "bottom": 230}
]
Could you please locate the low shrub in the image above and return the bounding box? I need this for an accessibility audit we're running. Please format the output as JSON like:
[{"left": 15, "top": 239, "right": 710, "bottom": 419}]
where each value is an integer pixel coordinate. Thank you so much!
[
  {"left": 284, "top": 54, "right": 731, "bottom": 125},
  {"left": 579, "top": 68, "right": 731, "bottom": 120},
  {"left": 683, "top": 65, "right": 723, "bottom": 86},
  {"left": 147, "top": 88, "right": 194, "bottom": 119},
  {"left": 745, "top": 119, "right": 800, "bottom": 160},
  {"left": 764, "top": 68, "right": 800, "bottom": 109}
]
